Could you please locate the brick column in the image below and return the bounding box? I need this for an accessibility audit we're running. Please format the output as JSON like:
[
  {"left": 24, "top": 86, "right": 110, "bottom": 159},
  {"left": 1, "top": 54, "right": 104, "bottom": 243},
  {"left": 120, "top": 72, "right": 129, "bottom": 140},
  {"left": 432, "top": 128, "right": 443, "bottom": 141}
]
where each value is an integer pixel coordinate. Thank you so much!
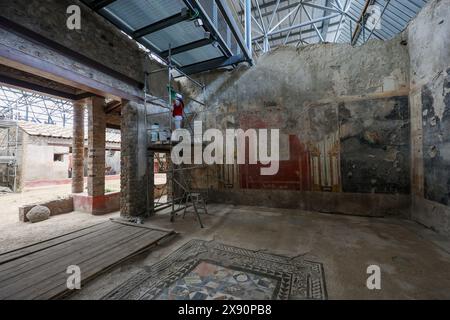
[
  {"left": 87, "top": 97, "right": 106, "bottom": 197},
  {"left": 72, "top": 101, "right": 85, "bottom": 194}
]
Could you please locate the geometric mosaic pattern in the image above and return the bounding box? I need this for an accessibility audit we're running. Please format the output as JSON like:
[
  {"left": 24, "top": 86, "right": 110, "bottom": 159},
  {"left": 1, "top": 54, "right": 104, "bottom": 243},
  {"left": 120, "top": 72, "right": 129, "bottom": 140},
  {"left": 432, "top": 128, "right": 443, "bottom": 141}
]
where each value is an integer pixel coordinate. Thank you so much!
[
  {"left": 103, "top": 239, "right": 327, "bottom": 300},
  {"left": 157, "top": 261, "right": 278, "bottom": 300}
]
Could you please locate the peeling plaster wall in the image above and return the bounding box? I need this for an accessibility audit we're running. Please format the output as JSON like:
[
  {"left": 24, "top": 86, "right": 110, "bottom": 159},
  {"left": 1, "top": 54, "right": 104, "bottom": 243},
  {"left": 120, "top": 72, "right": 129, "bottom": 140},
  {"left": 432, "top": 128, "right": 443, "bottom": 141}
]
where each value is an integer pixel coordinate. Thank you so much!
[
  {"left": 408, "top": 0, "right": 450, "bottom": 235},
  {"left": 184, "top": 35, "right": 411, "bottom": 217}
]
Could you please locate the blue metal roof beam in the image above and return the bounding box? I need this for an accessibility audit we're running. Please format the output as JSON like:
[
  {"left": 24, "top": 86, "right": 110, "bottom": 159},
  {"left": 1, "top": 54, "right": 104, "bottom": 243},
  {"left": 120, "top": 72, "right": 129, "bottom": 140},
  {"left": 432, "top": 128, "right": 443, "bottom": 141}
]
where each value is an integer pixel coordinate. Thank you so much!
[
  {"left": 132, "top": 10, "right": 191, "bottom": 39},
  {"left": 82, "top": 0, "right": 250, "bottom": 75},
  {"left": 183, "top": 0, "right": 233, "bottom": 58},
  {"left": 215, "top": 0, "right": 253, "bottom": 64},
  {"left": 180, "top": 54, "right": 245, "bottom": 75},
  {"left": 160, "top": 38, "right": 214, "bottom": 58},
  {"left": 91, "top": 0, "right": 117, "bottom": 11}
]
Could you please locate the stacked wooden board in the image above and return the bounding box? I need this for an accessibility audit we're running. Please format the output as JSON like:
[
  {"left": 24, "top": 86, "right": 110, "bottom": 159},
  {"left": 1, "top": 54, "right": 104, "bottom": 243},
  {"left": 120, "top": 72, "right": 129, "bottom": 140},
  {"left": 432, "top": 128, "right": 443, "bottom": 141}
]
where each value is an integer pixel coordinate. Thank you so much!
[{"left": 0, "top": 220, "right": 175, "bottom": 300}]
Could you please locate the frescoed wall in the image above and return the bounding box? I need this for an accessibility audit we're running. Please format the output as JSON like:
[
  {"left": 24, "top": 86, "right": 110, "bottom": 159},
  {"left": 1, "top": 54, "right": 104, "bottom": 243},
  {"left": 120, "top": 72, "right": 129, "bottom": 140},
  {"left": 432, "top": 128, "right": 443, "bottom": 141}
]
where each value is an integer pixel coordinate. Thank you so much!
[
  {"left": 421, "top": 69, "right": 450, "bottom": 206},
  {"left": 183, "top": 35, "right": 410, "bottom": 197},
  {"left": 339, "top": 97, "right": 410, "bottom": 194}
]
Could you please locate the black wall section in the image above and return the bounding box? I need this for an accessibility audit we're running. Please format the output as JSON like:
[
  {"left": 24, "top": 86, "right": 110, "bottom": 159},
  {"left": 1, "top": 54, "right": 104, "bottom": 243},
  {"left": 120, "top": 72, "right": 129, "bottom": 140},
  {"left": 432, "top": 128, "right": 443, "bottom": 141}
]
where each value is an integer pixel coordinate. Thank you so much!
[{"left": 340, "top": 96, "right": 411, "bottom": 194}]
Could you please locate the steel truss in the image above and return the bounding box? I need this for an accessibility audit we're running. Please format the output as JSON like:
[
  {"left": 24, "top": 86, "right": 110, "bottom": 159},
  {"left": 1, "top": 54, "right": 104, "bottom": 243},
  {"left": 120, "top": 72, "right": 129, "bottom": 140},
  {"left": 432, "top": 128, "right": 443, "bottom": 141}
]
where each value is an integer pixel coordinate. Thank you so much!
[
  {"left": 0, "top": 85, "right": 73, "bottom": 127},
  {"left": 231, "top": 0, "right": 418, "bottom": 53},
  {"left": 0, "top": 85, "right": 74, "bottom": 192}
]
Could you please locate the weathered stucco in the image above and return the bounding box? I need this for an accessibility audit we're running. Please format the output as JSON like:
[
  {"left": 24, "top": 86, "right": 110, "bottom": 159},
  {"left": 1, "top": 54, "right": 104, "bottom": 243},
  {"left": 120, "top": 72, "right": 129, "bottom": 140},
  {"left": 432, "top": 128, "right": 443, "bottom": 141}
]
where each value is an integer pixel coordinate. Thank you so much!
[
  {"left": 408, "top": 0, "right": 450, "bottom": 235},
  {"left": 20, "top": 135, "right": 121, "bottom": 183},
  {"left": 183, "top": 34, "right": 411, "bottom": 216}
]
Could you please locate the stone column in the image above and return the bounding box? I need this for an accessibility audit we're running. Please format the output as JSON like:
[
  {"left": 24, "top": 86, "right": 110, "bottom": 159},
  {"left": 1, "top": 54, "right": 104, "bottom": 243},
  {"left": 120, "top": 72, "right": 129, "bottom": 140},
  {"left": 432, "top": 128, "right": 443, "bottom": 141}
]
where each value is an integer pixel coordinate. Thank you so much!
[
  {"left": 120, "top": 99, "right": 153, "bottom": 217},
  {"left": 87, "top": 97, "right": 106, "bottom": 197},
  {"left": 72, "top": 101, "right": 85, "bottom": 193}
]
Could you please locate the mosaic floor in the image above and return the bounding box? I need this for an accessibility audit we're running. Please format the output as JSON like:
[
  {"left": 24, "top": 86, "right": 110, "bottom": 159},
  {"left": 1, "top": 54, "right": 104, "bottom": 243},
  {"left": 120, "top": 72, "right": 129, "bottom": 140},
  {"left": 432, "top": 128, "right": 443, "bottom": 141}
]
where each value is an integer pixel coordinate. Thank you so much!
[
  {"left": 103, "top": 240, "right": 327, "bottom": 300},
  {"left": 157, "top": 261, "right": 278, "bottom": 300}
]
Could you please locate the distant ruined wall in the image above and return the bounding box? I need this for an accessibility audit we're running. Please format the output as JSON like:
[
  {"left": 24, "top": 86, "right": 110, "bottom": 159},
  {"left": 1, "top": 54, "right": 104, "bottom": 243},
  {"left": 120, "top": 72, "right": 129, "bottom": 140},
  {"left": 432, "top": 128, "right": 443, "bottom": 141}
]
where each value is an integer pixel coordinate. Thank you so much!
[
  {"left": 408, "top": 0, "right": 450, "bottom": 235},
  {"left": 23, "top": 137, "right": 71, "bottom": 181}
]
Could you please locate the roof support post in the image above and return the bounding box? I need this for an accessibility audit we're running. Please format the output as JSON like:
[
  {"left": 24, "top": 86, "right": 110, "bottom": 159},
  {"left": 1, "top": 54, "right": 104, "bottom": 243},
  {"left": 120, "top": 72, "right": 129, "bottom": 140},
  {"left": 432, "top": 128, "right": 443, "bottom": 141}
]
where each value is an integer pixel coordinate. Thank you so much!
[{"left": 245, "top": 0, "right": 252, "bottom": 57}]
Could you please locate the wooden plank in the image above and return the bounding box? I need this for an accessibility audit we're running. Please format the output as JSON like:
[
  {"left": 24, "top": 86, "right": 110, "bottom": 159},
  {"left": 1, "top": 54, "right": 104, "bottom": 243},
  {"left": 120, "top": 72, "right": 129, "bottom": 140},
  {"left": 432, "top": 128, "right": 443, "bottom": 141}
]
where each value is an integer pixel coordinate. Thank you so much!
[
  {"left": 36, "top": 230, "right": 173, "bottom": 300},
  {"left": 16, "top": 230, "right": 170, "bottom": 300},
  {"left": 0, "top": 223, "right": 127, "bottom": 281},
  {"left": 0, "top": 221, "right": 174, "bottom": 300},
  {"left": 0, "top": 224, "right": 141, "bottom": 295},
  {"left": 110, "top": 218, "right": 175, "bottom": 233},
  {"left": 0, "top": 222, "right": 107, "bottom": 260},
  {"left": 0, "top": 222, "right": 110, "bottom": 265},
  {"left": 0, "top": 224, "right": 118, "bottom": 272}
]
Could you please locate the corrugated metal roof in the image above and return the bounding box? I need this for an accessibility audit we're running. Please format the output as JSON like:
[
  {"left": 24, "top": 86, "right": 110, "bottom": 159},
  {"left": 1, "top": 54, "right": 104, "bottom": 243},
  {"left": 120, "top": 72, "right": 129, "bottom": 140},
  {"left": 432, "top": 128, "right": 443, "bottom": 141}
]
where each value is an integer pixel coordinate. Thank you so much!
[
  {"left": 104, "top": 0, "right": 185, "bottom": 30},
  {"left": 18, "top": 121, "right": 121, "bottom": 144},
  {"left": 81, "top": 0, "right": 252, "bottom": 74},
  {"left": 337, "top": 0, "right": 428, "bottom": 45},
  {"left": 229, "top": 0, "right": 428, "bottom": 50}
]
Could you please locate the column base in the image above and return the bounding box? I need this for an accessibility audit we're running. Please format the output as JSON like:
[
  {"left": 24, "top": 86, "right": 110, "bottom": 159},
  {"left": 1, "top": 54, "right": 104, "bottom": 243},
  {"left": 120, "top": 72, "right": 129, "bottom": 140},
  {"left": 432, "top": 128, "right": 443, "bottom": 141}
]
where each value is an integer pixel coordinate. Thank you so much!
[{"left": 73, "top": 192, "right": 120, "bottom": 215}]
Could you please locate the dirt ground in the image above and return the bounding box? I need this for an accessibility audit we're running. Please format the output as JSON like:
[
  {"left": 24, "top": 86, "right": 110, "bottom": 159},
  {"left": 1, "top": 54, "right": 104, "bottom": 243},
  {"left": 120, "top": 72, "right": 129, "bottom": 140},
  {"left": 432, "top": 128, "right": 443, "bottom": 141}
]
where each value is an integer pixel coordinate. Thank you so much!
[
  {"left": 0, "top": 175, "right": 166, "bottom": 254},
  {"left": 0, "top": 180, "right": 121, "bottom": 254}
]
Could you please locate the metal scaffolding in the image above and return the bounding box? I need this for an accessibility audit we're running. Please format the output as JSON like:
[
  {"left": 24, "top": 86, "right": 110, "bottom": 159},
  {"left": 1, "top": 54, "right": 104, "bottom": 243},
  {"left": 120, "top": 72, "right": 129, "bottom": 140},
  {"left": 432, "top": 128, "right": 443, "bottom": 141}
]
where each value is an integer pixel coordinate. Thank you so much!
[
  {"left": 0, "top": 85, "right": 78, "bottom": 192},
  {"left": 0, "top": 119, "right": 19, "bottom": 192},
  {"left": 0, "top": 85, "right": 72, "bottom": 192},
  {"left": 145, "top": 48, "right": 210, "bottom": 227}
]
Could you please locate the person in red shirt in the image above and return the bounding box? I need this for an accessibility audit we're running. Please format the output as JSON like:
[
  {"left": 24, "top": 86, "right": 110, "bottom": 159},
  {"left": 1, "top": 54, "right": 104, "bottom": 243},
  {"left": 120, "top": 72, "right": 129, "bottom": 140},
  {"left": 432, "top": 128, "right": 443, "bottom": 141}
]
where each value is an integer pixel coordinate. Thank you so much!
[{"left": 172, "top": 97, "right": 184, "bottom": 130}]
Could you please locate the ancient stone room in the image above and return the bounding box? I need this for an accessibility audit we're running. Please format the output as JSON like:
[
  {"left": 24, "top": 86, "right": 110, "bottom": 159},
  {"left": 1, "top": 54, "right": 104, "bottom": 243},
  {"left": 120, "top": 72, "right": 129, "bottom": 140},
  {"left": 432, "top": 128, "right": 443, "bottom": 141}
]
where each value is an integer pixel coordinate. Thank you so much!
[{"left": 0, "top": 0, "right": 449, "bottom": 306}]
